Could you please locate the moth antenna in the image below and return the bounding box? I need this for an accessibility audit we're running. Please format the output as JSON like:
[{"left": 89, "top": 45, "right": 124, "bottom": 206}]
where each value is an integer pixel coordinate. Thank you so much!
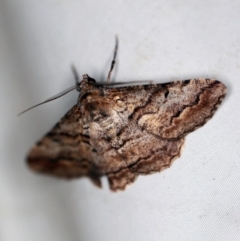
[
  {"left": 71, "top": 64, "right": 79, "bottom": 84},
  {"left": 18, "top": 85, "right": 76, "bottom": 116},
  {"left": 96, "top": 80, "right": 154, "bottom": 87},
  {"left": 107, "top": 35, "right": 118, "bottom": 83}
]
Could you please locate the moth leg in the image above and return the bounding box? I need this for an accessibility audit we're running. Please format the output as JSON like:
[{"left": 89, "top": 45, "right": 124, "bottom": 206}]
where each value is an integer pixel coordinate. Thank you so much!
[
  {"left": 106, "top": 36, "right": 118, "bottom": 83},
  {"left": 107, "top": 168, "right": 137, "bottom": 191},
  {"left": 89, "top": 176, "right": 102, "bottom": 188}
]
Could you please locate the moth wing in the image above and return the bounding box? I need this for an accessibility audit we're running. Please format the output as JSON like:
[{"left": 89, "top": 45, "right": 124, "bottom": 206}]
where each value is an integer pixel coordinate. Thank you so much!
[
  {"left": 105, "top": 79, "right": 227, "bottom": 139},
  {"left": 27, "top": 105, "right": 102, "bottom": 187},
  {"left": 139, "top": 79, "right": 227, "bottom": 139},
  {"left": 102, "top": 79, "right": 227, "bottom": 190}
]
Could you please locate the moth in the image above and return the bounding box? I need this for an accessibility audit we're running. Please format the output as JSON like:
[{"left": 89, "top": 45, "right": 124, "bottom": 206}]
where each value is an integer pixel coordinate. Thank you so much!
[{"left": 22, "top": 38, "right": 227, "bottom": 191}]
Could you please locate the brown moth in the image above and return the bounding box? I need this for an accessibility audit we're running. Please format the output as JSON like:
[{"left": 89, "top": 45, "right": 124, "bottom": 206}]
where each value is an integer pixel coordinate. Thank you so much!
[{"left": 23, "top": 38, "right": 227, "bottom": 191}]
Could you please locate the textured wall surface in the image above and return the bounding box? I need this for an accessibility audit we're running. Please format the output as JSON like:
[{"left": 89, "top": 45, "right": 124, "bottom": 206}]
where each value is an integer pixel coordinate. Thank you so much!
[{"left": 0, "top": 1, "right": 239, "bottom": 240}]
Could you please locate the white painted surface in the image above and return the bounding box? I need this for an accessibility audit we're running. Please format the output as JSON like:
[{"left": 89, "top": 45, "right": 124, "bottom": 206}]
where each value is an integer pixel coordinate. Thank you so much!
[{"left": 0, "top": 0, "right": 239, "bottom": 240}]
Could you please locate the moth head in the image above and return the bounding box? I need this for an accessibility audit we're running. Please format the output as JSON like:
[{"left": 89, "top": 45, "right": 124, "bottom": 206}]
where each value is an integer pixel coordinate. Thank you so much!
[
  {"left": 82, "top": 74, "right": 96, "bottom": 84},
  {"left": 77, "top": 74, "right": 97, "bottom": 92}
]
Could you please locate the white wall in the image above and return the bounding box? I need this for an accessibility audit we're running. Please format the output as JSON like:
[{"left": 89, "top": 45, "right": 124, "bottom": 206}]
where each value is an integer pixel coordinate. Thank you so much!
[{"left": 0, "top": 0, "right": 239, "bottom": 240}]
